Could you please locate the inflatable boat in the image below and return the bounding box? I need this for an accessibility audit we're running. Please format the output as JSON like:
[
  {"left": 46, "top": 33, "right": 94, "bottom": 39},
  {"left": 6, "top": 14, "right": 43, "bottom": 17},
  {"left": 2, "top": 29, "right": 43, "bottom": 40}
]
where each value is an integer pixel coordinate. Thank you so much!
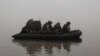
[{"left": 12, "top": 30, "right": 82, "bottom": 39}]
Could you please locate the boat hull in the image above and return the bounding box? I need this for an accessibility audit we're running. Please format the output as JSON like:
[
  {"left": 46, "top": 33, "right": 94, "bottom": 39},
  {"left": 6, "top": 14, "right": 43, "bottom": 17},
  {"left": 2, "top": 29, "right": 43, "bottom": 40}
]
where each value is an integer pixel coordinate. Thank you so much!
[{"left": 12, "top": 30, "right": 82, "bottom": 39}]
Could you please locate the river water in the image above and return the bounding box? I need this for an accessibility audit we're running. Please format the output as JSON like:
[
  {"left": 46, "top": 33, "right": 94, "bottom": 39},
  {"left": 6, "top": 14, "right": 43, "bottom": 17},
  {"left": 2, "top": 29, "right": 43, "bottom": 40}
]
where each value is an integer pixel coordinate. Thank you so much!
[{"left": 0, "top": 0, "right": 100, "bottom": 56}]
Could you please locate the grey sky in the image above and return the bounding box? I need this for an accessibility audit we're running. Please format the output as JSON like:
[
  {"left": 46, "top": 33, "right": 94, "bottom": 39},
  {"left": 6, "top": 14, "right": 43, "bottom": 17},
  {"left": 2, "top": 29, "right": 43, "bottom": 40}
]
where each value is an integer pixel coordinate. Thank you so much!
[
  {"left": 0, "top": 0, "right": 100, "bottom": 28},
  {"left": 0, "top": 0, "right": 99, "bottom": 16}
]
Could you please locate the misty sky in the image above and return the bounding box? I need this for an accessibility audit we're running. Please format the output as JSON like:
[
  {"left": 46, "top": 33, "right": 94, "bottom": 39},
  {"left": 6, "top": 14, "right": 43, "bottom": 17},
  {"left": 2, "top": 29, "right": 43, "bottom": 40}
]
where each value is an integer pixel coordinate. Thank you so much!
[
  {"left": 0, "top": 0, "right": 100, "bottom": 17},
  {"left": 0, "top": 0, "right": 100, "bottom": 32}
]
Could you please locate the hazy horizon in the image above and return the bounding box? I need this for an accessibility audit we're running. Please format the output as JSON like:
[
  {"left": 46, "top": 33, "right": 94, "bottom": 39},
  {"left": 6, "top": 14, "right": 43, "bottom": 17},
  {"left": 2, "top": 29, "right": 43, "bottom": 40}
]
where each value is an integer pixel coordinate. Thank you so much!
[{"left": 0, "top": 0, "right": 100, "bottom": 20}]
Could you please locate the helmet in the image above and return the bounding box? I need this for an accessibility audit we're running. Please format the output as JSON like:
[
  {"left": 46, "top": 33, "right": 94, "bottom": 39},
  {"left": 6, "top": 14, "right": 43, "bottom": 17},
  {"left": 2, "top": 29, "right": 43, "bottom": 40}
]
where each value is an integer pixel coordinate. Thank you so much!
[
  {"left": 67, "top": 21, "right": 71, "bottom": 25},
  {"left": 48, "top": 21, "right": 52, "bottom": 24}
]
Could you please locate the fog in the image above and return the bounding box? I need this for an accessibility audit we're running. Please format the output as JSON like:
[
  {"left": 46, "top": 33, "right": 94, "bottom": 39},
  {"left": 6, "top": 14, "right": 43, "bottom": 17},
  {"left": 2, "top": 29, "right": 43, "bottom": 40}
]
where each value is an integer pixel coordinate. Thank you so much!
[
  {"left": 0, "top": 0, "right": 100, "bottom": 30},
  {"left": 0, "top": 0, "right": 100, "bottom": 56},
  {"left": 0, "top": 0, "right": 100, "bottom": 19}
]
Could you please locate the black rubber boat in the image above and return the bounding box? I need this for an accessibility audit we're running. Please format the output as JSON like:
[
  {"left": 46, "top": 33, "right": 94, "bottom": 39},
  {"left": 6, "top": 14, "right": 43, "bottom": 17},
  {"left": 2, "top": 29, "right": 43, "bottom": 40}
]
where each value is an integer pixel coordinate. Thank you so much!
[{"left": 12, "top": 30, "right": 82, "bottom": 39}]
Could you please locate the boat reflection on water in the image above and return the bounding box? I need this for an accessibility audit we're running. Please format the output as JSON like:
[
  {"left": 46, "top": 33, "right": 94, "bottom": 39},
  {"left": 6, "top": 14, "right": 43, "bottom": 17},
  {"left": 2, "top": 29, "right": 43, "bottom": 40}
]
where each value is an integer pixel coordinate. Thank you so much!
[{"left": 12, "top": 38, "right": 82, "bottom": 56}]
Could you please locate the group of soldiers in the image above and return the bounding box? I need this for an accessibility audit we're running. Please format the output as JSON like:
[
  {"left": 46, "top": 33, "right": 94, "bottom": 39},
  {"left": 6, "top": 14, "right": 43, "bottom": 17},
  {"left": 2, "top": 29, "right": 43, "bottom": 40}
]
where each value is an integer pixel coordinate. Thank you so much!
[{"left": 20, "top": 19, "right": 71, "bottom": 34}]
